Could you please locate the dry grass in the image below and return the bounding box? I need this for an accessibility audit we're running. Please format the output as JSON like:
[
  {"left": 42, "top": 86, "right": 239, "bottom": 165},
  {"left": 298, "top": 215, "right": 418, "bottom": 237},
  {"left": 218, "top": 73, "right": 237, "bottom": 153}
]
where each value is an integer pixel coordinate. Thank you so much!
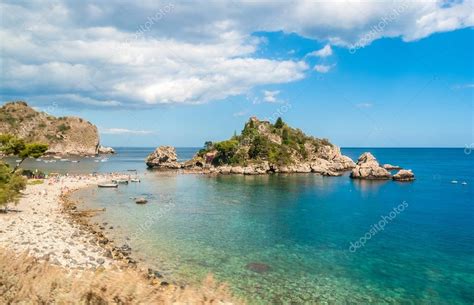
[{"left": 0, "top": 248, "right": 243, "bottom": 305}]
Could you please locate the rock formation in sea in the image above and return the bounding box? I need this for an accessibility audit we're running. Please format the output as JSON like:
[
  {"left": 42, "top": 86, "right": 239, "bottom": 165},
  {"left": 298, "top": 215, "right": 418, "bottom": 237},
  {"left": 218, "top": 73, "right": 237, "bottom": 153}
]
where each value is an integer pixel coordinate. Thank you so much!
[
  {"left": 350, "top": 152, "right": 392, "bottom": 180},
  {"left": 147, "top": 117, "right": 356, "bottom": 175},
  {"left": 0, "top": 101, "right": 108, "bottom": 156},
  {"left": 392, "top": 169, "right": 415, "bottom": 182},
  {"left": 383, "top": 164, "right": 401, "bottom": 170},
  {"left": 146, "top": 146, "right": 181, "bottom": 169},
  {"left": 98, "top": 145, "right": 116, "bottom": 154}
]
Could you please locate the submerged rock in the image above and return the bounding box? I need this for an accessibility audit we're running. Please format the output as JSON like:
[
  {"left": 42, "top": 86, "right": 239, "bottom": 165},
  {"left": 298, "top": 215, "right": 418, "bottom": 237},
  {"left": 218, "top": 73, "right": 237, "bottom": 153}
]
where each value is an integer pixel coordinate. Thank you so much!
[
  {"left": 146, "top": 146, "right": 182, "bottom": 169},
  {"left": 135, "top": 197, "right": 148, "bottom": 204},
  {"left": 392, "top": 169, "right": 415, "bottom": 182},
  {"left": 350, "top": 152, "right": 391, "bottom": 180},
  {"left": 246, "top": 262, "right": 271, "bottom": 273}
]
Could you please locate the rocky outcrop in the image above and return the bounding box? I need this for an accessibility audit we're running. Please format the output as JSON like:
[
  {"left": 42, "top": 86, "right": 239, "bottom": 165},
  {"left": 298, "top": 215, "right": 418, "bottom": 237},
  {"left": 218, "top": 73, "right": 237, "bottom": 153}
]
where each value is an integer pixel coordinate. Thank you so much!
[
  {"left": 146, "top": 146, "right": 181, "bottom": 169},
  {"left": 392, "top": 169, "right": 415, "bottom": 182},
  {"left": 350, "top": 152, "right": 391, "bottom": 180},
  {"left": 98, "top": 145, "right": 115, "bottom": 154},
  {"left": 383, "top": 164, "right": 401, "bottom": 170},
  {"left": 98, "top": 146, "right": 113, "bottom": 154},
  {"left": 0, "top": 101, "right": 103, "bottom": 156}
]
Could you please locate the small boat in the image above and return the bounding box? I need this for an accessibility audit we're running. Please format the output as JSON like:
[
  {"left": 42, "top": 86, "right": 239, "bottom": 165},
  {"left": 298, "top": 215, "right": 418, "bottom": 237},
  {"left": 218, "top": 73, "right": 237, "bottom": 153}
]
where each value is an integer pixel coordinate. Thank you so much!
[
  {"left": 15, "top": 159, "right": 21, "bottom": 163},
  {"left": 60, "top": 159, "right": 70, "bottom": 162},
  {"left": 135, "top": 197, "right": 148, "bottom": 204},
  {"left": 100, "top": 158, "right": 109, "bottom": 162},
  {"left": 461, "top": 181, "right": 467, "bottom": 185},
  {"left": 98, "top": 183, "right": 118, "bottom": 188},
  {"left": 130, "top": 178, "right": 140, "bottom": 183},
  {"left": 451, "top": 180, "right": 458, "bottom": 184},
  {"left": 36, "top": 159, "right": 42, "bottom": 162},
  {"left": 112, "top": 179, "right": 129, "bottom": 184},
  {"left": 71, "top": 160, "right": 80, "bottom": 163}
]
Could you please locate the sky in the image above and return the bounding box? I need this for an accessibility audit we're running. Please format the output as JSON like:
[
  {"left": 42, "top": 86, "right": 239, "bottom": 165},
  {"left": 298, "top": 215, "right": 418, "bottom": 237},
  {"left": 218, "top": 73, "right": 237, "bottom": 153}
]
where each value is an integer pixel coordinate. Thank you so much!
[{"left": 0, "top": 0, "right": 473, "bottom": 147}]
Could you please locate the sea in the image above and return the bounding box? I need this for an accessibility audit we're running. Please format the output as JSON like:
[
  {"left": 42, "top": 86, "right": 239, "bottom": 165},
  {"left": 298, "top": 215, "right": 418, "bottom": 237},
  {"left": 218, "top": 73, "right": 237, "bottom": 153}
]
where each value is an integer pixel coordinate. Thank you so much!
[{"left": 17, "top": 148, "right": 474, "bottom": 304}]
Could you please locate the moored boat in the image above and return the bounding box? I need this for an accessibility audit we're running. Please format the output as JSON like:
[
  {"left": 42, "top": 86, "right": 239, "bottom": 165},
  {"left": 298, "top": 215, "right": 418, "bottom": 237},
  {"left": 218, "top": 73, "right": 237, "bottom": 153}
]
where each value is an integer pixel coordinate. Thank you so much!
[{"left": 98, "top": 183, "right": 118, "bottom": 188}]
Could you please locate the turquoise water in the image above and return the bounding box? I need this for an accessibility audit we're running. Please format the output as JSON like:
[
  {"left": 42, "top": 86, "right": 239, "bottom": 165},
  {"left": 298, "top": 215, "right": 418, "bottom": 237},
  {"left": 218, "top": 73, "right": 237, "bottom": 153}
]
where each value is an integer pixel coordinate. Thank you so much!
[{"left": 67, "top": 148, "right": 473, "bottom": 304}]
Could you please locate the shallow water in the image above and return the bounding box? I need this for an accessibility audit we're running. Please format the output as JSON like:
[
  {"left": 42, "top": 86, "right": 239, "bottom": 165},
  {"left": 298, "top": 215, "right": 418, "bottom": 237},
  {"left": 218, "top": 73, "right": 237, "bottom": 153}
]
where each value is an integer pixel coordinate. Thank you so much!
[{"left": 68, "top": 148, "right": 472, "bottom": 304}]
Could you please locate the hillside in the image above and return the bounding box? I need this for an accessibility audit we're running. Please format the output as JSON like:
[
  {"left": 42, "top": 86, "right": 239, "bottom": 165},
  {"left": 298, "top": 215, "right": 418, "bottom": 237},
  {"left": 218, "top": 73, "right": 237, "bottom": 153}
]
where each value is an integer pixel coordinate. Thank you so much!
[
  {"left": 148, "top": 117, "right": 356, "bottom": 175},
  {"left": 0, "top": 101, "right": 100, "bottom": 156}
]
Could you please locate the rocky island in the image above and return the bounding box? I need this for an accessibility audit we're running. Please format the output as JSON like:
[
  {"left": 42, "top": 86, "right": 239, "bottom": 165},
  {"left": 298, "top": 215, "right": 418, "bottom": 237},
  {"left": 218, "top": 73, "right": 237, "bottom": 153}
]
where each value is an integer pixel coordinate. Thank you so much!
[
  {"left": 0, "top": 101, "right": 114, "bottom": 156},
  {"left": 146, "top": 117, "right": 415, "bottom": 181}
]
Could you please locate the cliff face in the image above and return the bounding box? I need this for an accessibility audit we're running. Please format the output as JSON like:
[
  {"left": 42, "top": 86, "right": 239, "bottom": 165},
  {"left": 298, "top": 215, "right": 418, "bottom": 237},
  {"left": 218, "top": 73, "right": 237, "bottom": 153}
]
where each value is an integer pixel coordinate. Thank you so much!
[{"left": 0, "top": 101, "right": 99, "bottom": 156}]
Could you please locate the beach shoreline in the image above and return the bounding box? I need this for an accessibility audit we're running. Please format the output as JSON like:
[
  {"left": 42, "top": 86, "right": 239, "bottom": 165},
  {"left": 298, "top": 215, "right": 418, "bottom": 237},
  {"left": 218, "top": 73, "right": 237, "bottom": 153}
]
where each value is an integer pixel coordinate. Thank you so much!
[{"left": 0, "top": 173, "right": 135, "bottom": 271}]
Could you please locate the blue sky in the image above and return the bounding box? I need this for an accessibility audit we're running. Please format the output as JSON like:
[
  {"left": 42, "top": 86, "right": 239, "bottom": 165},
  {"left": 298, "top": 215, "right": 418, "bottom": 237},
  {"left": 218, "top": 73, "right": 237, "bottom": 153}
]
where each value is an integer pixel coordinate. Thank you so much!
[{"left": 1, "top": 1, "right": 473, "bottom": 147}]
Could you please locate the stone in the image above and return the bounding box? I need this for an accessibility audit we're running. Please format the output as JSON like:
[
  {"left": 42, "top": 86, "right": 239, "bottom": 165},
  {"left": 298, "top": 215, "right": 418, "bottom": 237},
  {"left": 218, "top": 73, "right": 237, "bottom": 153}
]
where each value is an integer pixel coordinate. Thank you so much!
[
  {"left": 350, "top": 152, "right": 391, "bottom": 180},
  {"left": 383, "top": 164, "right": 401, "bottom": 170},
  {"left": 97, "top": 145, "right": 115, "bottom": 154},
  {"left": 392, "top": 169, "right": 415, "bottom": 182},
  {"left": 246, "top": 262, "right": 271, "bottom": 273},
  {"left": 145, "top": 146, "right": 181, "bottom": 169}
]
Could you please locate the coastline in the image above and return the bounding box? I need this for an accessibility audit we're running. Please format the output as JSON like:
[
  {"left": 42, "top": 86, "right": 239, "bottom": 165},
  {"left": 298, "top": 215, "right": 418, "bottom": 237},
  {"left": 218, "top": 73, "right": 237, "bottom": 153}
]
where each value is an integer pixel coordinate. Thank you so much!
[
  {"left": 0, "top": 173, "right": 128, "bottom": 270},
  {"left": 0, "top": 173, "right": 242, "bottom": 304}
]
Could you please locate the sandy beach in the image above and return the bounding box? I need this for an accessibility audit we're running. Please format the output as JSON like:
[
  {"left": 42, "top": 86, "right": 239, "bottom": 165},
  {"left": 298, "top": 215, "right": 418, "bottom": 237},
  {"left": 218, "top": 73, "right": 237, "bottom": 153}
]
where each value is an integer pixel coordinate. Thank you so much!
[{"left": 0, "top": 173, "right": 128, "bottom": 270}]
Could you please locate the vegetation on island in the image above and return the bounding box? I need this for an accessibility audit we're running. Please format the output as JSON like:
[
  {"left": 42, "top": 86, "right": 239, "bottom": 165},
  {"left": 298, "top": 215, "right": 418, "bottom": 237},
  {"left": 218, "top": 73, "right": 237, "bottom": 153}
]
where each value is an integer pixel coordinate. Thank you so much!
[
  {"left": 197, "top": 117, "right": 332, "bottom": 166},
  {"left": 0, "top": 134, "right": 48, "bottom": 209}
]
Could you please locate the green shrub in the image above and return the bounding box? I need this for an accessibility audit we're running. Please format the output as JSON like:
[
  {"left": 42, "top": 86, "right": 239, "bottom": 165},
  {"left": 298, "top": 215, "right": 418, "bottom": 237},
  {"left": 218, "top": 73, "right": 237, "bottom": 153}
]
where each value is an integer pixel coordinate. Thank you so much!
[{"left": 57, "top": 123, "right": 70, "bottom": 132}]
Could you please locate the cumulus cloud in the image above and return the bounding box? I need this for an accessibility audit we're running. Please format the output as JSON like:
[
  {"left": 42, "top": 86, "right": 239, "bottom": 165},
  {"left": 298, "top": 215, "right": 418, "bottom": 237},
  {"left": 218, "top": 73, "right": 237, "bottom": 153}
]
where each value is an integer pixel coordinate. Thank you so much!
[
  {"left": 0, "top": 0, "right": 472, "bottom": 108},
  {"left": 307, "top": 44, "right": 333, "bottom": 57}
]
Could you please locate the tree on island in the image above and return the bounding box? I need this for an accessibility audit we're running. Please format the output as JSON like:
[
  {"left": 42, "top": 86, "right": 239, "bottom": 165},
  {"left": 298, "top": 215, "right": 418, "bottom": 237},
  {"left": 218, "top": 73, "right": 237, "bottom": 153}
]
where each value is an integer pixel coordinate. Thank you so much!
[
  {"left": 274, "top": 117, "right": 284, "bottom": 129},
  {"left": 0, "top": 134, "right": 48, "bottom": 210}
]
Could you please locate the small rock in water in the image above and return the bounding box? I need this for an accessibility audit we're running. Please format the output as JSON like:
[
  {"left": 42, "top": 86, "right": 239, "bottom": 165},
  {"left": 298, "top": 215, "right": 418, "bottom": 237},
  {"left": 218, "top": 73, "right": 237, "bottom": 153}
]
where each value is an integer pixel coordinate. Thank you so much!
[{"left": 246, "top": 262, "right": 271, "bottom": 273}]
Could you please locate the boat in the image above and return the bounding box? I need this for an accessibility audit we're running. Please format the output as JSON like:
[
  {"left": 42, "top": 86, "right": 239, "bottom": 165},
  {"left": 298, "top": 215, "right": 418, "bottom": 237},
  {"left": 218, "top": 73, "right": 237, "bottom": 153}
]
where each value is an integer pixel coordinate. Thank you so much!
[
  {"left": 130, "top": 178, "right": 141, "bottom": 183},
  {"left": 451, "top": 180, "right": 458, "bottom": 184},
  {"left": 100, "top": 158, "right": 109, "bottom": 162},
  {"left": 60, "top": 159, "right": 70, "bottom": 162},
  {"left": 98, "top": 183, "right": 118, "bottom": 188},
  {"left": 112, "top": 179, "right": 129, "bottom": 184},
  {"left": 71, "top": 160, "right": 80, "bottom": 163},
  {"left": 461, "top": 181, "right": 467, "bottom": 185}
]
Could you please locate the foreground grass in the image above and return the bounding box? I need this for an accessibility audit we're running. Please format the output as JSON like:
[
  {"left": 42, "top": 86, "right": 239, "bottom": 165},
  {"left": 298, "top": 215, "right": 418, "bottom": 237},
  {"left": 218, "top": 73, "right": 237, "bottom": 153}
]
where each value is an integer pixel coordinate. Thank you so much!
[{"left": 0, "top": 248, "right": 242, "bottom": 304}]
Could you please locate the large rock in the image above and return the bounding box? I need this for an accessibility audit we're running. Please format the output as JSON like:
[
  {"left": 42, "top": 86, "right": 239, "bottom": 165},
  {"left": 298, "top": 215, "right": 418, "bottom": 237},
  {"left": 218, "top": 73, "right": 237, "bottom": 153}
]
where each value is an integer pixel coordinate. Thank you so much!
[
  {"left": 350, "top": 152, "right": 391, "bottom": 180},
  {"left": 392, "top": 169, "right": 415, "bottom": 182},
  {"left": 98, "top": 145, "right": 115, "bottom": 154},
  {"left": 316, "top": 145, "right": 356, "bottom": 171},
  {"left": 146, "top": 146, "right": 181, "bottom": 169}
]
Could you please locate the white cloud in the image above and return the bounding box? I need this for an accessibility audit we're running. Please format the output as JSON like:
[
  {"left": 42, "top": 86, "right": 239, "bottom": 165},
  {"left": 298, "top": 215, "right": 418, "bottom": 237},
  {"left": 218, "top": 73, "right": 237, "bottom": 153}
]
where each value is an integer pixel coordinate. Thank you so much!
[
  {"left": 307, "top": 44, "right": 333, "bottom": 57},
  {"left": 356, "top": 102, "right": 373, "bottom": 108},
  {"left": 0, "top": 0, "right": 472, "bottom": 108},
  {"left": 100, "top": 128, "right": 154, "bottom": 135},
  {"left": 314, "top": 64, "right": 335, "bottom": 73},
  {"left": 262, "top": 90, "right": 281, "bottom": 103}
]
